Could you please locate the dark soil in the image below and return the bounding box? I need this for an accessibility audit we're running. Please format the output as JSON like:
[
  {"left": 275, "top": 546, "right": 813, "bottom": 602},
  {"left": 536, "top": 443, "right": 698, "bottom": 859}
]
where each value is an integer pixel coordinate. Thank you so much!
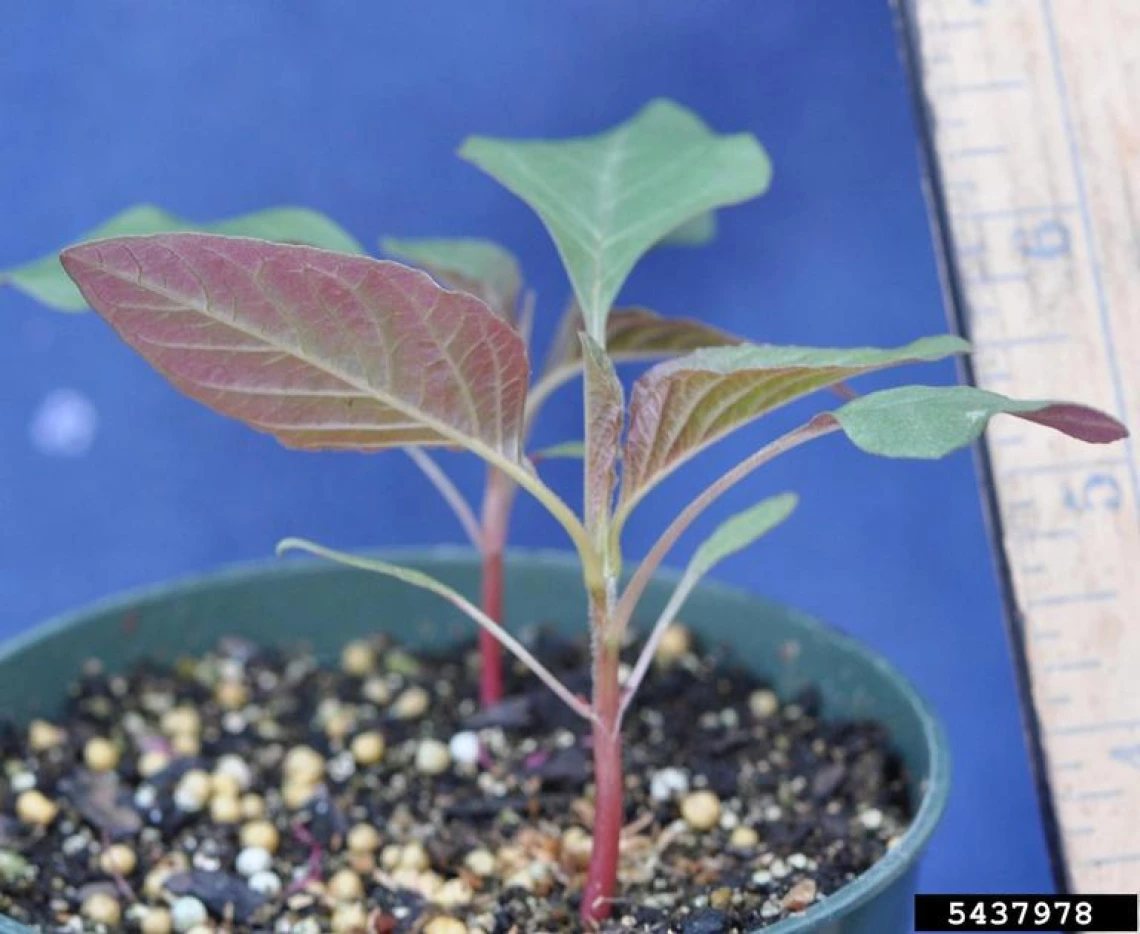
[{"left": 0, "top": 626, "right": 912, "bottom": 933}]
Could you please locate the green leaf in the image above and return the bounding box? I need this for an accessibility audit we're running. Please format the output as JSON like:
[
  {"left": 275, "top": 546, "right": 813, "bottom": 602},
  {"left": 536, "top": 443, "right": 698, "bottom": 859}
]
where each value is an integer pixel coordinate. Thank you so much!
[
  {"left": 825, "top": 385, "right": 1129, "bottom": 458},
  {"left": 620, "top": 335, "right": 970, "bottom": 513},
  {"left": 59, "top": 234, "right": 529, "bottom": 461},
  {"left": 580, "top": 333, "right": 624, "bottom": 536},
  {"left": 690, "top": 493, "right": 799, "bottom": 577},
  {"left": 658, "top": 211, "right": 717, "bottom": 248},
  {"left": 460, "top": 99, "right": 771, "bottom": 340},
  {"left": 380, "top": 236, "right": 522, "bottom": 322},
  {"left": 3, "top": 204, "right": 364, "bottom": 312}
]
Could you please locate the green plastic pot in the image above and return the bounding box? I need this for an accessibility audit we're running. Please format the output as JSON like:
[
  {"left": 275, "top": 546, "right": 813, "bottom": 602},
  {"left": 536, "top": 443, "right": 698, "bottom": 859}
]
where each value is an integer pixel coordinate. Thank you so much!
[{"left": 0, "top": 549, "right": 949, "bottom": 934}]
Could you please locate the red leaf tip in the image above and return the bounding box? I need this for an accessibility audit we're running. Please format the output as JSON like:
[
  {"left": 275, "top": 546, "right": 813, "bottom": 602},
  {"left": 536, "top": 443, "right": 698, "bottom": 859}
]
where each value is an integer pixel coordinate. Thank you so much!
[{"left": 1018, "top": 403, "right": 1129, "bottom": 444}]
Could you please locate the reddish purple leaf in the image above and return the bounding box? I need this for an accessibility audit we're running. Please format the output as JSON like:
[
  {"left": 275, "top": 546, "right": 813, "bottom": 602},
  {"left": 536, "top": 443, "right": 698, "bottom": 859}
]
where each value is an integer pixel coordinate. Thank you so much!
[
  {"left": 580, "top": 334, "right": 624, "bottom": 535},
  {"left": 619, "top": 336, "right": 970, "bottom": 511},
  {"left": 527, "top": 304, "right": 741, "bottom": 417},
  {"left": 1015, "top": 402, "right": 1129, "bottom": 444},
  {"left": 60, "top": 234, "right": 529, "bottom": 460},
  {"left": 544, "top": 305, "right": 739, "bottom": 380}
]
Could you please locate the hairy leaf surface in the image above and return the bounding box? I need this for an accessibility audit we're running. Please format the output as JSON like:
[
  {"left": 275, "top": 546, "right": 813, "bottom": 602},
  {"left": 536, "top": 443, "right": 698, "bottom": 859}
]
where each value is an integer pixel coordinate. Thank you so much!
[
  {"left": 823, "top": 385, "right": 1128, "bottom": 457},
  {"left": 460, "top": 99, "right": 771, "bottom": 339},
  {"left": 531, "top": 305, "right": 739, "bottom": 415},
  {"left": 580, "top": 334, "right": 624, "bottom": 536},
  {"left": 60, "top": 234, "right": 529, "bottom": 461},
  {"left": 4, "top": 205, "right": 363, "bottom": 311},
  {"left": 381, "top": 236, "right": 521, "bottom": 322},
  {"left": 621, "top": 335, "right": 970, "bottom": 510}
]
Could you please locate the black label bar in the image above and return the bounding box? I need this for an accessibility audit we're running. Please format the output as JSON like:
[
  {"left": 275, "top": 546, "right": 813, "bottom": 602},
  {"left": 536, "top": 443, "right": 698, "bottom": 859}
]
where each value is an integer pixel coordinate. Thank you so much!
[{"left": 915, "top": 894, "right": 1138, "bottom": 931}]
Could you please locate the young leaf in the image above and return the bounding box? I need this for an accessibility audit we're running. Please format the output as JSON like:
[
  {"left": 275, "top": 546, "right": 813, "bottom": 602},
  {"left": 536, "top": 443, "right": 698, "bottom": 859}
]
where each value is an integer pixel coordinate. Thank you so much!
[
  {"left": 619, "top": 492, "right": 797, "bottom": 720},
  {"left": 689, "top": 492, "right": 799, "bottom": 577},
  {"left": 549, "top": 305, "right": 740, "bottom": 371},
  {"left": 658, "top": 211, "right": 717, "bottom": 248},
  {"left": 3, "top": 204, "right": 363, "bottom": 312},
  {"left": 822, "top": 385, "right": 1128, "bottom": 458},
  {"left": 60, "top": 234, "right": 528, "bottom": 460},
  {"left": 459, "top": 99, "right": 771, "bottom": 340},
  {"left": 580, "top": 334, "right": 624, "bottom": 539},
  {"left": 529, "top": 305, "right": 740, "bottom": 416},
  {"left": 620, "top": 335, "right": 970, "bottom": 514},
  {"left": 380, "top": 236, "right": 522, "bottom": 323}
]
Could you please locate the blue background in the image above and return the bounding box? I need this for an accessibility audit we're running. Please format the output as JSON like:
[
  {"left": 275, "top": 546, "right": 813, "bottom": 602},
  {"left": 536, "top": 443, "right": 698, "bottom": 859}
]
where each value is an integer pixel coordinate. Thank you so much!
[{"left": 0, "top": 0, "right": 1050, "bottom": 909}]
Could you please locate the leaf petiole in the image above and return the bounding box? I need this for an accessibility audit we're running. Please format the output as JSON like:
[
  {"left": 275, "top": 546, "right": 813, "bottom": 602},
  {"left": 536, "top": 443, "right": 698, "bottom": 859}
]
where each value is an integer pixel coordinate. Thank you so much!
[
  {"left": 612, "top": 420, "right": 839, "bottom": 635},
  {"left": 404, "top": 448, "right": 482, "bottom": 548}
]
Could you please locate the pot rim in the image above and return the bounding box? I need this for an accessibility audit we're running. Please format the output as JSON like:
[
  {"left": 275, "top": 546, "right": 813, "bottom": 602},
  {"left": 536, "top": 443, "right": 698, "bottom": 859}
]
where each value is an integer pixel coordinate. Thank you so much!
[{"left": 0, "top": 546, "right": 950, "bottom": 933}]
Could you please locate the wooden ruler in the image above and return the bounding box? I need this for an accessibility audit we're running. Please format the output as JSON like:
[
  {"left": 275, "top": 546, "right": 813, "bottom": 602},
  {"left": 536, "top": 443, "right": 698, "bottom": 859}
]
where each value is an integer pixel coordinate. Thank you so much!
[{"left": 897, "top": 0, "right": 1140, "bottom": 894}]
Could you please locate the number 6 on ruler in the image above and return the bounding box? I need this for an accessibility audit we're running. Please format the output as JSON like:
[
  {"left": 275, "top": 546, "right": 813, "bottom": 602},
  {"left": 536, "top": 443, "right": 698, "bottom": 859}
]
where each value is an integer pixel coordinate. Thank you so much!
[{"left": 1014, "top": 219, "right": 1070, "bottom": 259}]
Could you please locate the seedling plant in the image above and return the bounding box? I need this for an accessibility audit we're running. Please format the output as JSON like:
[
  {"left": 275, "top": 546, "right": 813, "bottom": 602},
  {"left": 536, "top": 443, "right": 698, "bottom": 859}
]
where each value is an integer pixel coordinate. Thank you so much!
[{"left": 11, "top": 101, "right": 1127, "bottom": 922}]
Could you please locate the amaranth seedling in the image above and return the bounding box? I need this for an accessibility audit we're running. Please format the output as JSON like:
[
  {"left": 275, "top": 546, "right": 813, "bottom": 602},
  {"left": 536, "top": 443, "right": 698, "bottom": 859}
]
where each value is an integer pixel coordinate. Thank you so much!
[{"left": 53, "top": 100, "right": 1127, "bottom": 921}]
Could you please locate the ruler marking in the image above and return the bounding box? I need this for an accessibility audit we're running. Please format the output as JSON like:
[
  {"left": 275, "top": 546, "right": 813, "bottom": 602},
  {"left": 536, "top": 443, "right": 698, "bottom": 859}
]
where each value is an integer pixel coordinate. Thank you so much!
[
  {"left": 1040, "top": 0, "right": 1140, "bottom": 520},
  {"left": 904, "top": 0, "right": 1138, "bottom": 895},
  {"left": 923, "top": 19, "right": 985, "bottom": 32},
  {"left": 956, "top": 204, "right": 1079, "bottom": 221},
  {"left": 1060, "top": 788, "right": 1124, "bottom": 803},
  {"left": 1050, "top": 719, "right": 1140, "bottom": 737},
  {"left": 960, "top": 271, "right": 1029, "bottom": 284},
  {"left": 973, "top": 333, "right": 1069, "bottom": 350},
  {"left": 1026, "top": 590, "right": 1118, "bottom": 608},
  {"left": 1010, "top": 528, "right": 1078, "bottom": 541},
  {"left": 1043, "top": 659, "right": 1102, "bottom": 674},
  {"left": 931, "top": 79, "right": 1027, "bottom": 94},
  {"left": 1079, "top": 853, "right": 1140, "bottom": 867},
  {"left": 944, "top": 145, "right": 1011, "bottom": 160},
  {"left": 997, "top": 457, "right": 1129, "bottom": 478}
]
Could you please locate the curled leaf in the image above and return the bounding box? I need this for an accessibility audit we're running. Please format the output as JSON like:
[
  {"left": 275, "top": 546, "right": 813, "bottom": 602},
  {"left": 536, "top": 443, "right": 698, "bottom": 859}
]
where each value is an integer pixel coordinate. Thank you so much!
[
  {"left": 4, "top": 205, "right": 363, "bottom": 312},
  {"left": 821, "top": 385, "right": 1128, "bottom": 458},
  {"left": 658, "top": 211, "right": 717, "bottom": 248},
  {"left": 460, "top": 99, "right": 771, "bottom": 339},
  {"left": 580, "top": 334, "right": 624, "bottom": 536},
  {"left": 620, "top": 335, "right": 970, "bottom": 513},
  {"left": 381, "top": 236, "right": 522, "bottom": 323},
  {"left": 60, "top": 234, "right": 529, "bottom": 462},
  {"left": 529, "top": 305, "right": 740, "bottom": 416}
]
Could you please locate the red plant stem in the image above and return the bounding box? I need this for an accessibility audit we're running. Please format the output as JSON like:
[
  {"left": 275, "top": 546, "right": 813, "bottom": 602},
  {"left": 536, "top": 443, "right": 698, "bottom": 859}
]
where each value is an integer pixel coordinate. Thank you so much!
[
  {"left": 478, "top": 548, "right": 505, "bottom": 706},
  {"left": 477, "top": 466, "right": 517, "bottom": 707},
  {"left": 582, "top": 596, "right": 623, "bottom": 923}
]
